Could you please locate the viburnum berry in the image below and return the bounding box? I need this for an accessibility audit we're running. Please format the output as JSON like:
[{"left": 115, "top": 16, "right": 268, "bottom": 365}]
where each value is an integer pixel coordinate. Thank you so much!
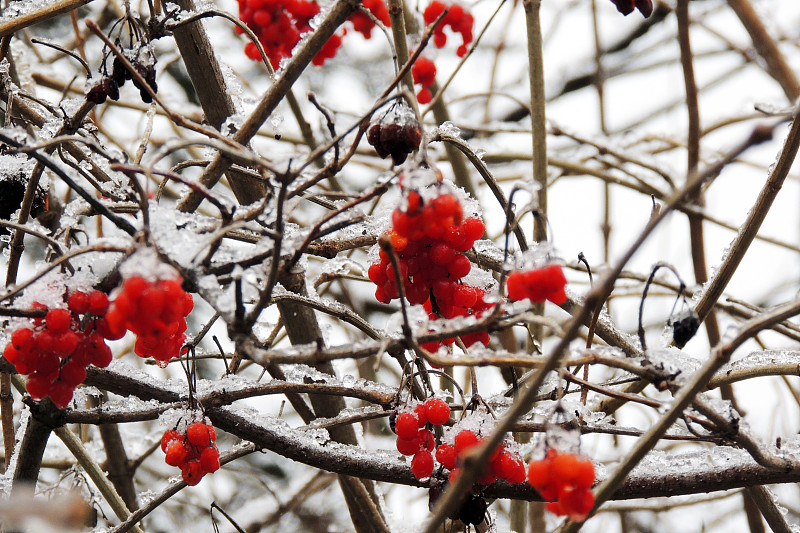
[
  {"left": 161, "top": 429, "right": 183, "bottom": 452},
  {"left": 506, "top": 264, "right": 568, "bottom": 305},
  {"left": 349, "top": 0, "right": 391, "bottom": 39},
  {"left": 411, "top": 450, "right": 435, "bottom": 481},
  {"left": 397, "top": 435, "right": 423, "bottom": 456},
  {"left": 165, "top": 441, "right": 188, "bottom": 467},
  {"left": 394, "top": 411, "right": 420, "bottom": 438},
  {"left": 423, "top": 398, "right": 450, "bottom": 425},
  {"left": 453, "top": 429, "right": 480, "bottom": 454},
  {"left": 187, "top": 421, "right": 212, "bottom": 447}
]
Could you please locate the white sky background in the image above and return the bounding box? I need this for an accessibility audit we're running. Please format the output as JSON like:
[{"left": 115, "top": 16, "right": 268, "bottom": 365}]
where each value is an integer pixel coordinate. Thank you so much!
[{"left": 5, "top": 0, "right": 800, "bottom": 531}]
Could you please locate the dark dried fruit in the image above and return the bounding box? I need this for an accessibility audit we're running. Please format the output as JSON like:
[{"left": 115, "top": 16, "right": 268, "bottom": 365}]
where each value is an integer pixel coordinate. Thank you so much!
[
  {"left": 132, "top": 63, "right": 157, "bottom": 104},
  {"left": 458, "top": 494, "right": 487, "bottom": 526},
  {"left": 0, "top": 172, "right": 47, "bottom": 235},
  {"left": 86, "top": 82, "right": 108, "bottom": 105},
  {"left": 609, "top": 0, "right": 652, "bottom": 17},
  {"left": 105, "top": 78, "right": 120, "bottom": 101},
  {"left": 671, "top": 308, "right": 700, "bottom": 348},
  {"left": 367, "top": 107, "right": 422, "bottom": 165},
  {"left": 368, "top": 124, "right": 389, "bottom": 159},
  {"left": 111, "top": 57, "right": 128, "bottom": 87}
]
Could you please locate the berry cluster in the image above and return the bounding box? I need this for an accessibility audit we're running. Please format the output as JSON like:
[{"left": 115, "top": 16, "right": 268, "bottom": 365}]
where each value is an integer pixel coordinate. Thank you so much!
[
  {"left": 368, "top": 185, "right": 490, "bottom": 350},
  {"left": 238, "top": 0, "right": 390, "bottom": 68},
  {"left": 609, "top": 0, "right": 653, "bottom": 17},
  {"left": 437, "top": 429, "right": 526, "bottom": 486},
  {"left": 369, "top": 189, "right": 484, "bottom": 304},
  {"left": 528, "top": 449, "right": 595, "bottom": 522},
  {"left": 87, "top": 53, "right": 158, "bottom": 105},
  {"left": 3, "top": 291, "right": 114, "bottom": 409},
  {"left": 161, "top": 420, "right": 221, "bottom": 486},
  {"left": 105, "top": 276, "right": 193, "bottom": 368},
  {"left": 423, "top": 1, "right": 474, "bottom": 57},
  {"left": 506, "top": 264, "right": 567, "bottom": 305},
  {"left": 367, "top": 106, "right": 422, "bottom": 165},
  {"left": 411, "top": 56, "right": 437, "bottom": 104},
  {"left": 238, "top": 0, "right": 321, "bottom": 68},
  {"left": 350, "top": 0, "right": 391, "bottom": 39},
  {"left": 392, "top": 398, "right": 451, "bottom": 481}
]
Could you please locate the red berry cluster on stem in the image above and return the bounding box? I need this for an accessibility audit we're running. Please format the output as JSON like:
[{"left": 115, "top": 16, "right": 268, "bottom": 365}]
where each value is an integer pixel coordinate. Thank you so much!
[
  {"left": 423, "top": 1, "right": 474, "bottom": 57},
  {"left": 350, "top": 0, "right": 391, "bottom": 39},
  {"left": 3, "top": 290, "right": 114, "bottom": 409},
  {"left": 506, "top": 264, "right": 567, "bottom": 305},
  {"left": 105, "top": 276, "right": 193, "bottom": 368},
  {"left": 368, "top": 182, "right": 490, "bottom": 349},
  {"left": 392, "top": 398, "right": 449, "bottom": 481},
  {"left": 237, "top": 0, "right": 391, "bottom": 68},
  {"left": 411, "top": 56, "right": 437, "bottom": 104},
  {"left": 437, "top": 428, "right": 526, "bottom": 486},
  {"left": 162, "top": 419, "right": 221, "bottom": 486},
  {"left": 528, "top": 449, "right": 596, "bottom": 522}
]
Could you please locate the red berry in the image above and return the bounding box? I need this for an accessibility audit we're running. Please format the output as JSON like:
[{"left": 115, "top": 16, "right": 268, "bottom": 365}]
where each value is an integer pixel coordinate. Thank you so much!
[
  {"left": 559, "top": 486, "right": 595, "bottom": 522},
  {"left": 435, "top": 443, "right": 457, "bottom": 470},
  {"left": 417, "top": 87, "right": 433, "bottom": 105},
  {"left": 574, "top": 458, "right": 596, "bottom": 489},
  {"left": 68, "top": 291, "right": 90, "bottom": 313},
  {"left": 161, "top": 429, "right": 183, "bottom": 452},
  {"left": 187, "top": 422, "right": 212, "bottom": 447},
  {"left": 414, "top": 403, "right": 429, "bottom": 427},
  {"left": 418, "top": 429, "right": 435, "bottom": 452},
  {"left": 59, "top": 360, "right": 87, "bottom": 387},
  {"left": 528, "top": 457, "right": 552, "bottom": 490},
  {"left": 87, "top": 291, "right": 109, "bottom": 316},
  {"left": 45, "top": 308, "right": 72, "bottom": 334},
  {"left": 11, "top": 328, "right": 34, "bottom": 350},
  {"left": 552, "top": 451, "right": 580, "bottom": 485},
  {"left": 49, "top": 381, "right": 74, "bottom": 409},
  {"left": 199, "top": 447, "right": 221, "bottom": 473},
  {"left": 394, "top": 412, "right": 419, "bottom": 439},
  {"left": 182, "top": 460, "right": 203, "bottom": 486},
  {"left": 411, "top": 450, "right": 434, "bottom": 481},
  {"left": 412, "top": 56, "right": 436, "bottom": 87},
  {"left": 423, "top": 398, "right": 450, "bottom": 425},
  {"left": 397, "top": 436, "right": 422, "bottom": 456},
  {"left": 26, "top": 373, "right": 51, "bottom": 401},
  {"left": 165, "top": 441, "right": 188, "bottom": 467},
  {"left": 454, "top": 429, "right": 480, "bottom": 455}
]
